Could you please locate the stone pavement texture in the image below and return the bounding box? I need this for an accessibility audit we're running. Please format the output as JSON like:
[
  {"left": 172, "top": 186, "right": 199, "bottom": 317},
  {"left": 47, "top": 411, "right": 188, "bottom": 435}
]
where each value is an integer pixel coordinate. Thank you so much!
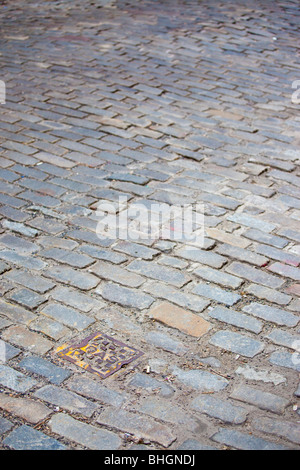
[{"left": 0, "top": 0, "right": 299, "bottom": 451}]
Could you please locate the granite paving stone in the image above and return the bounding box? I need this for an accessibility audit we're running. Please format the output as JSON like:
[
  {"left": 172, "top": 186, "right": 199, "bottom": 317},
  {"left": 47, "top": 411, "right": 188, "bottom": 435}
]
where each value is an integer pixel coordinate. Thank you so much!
[
  {"left": 191, "top": 395, "right": 248, "bottom": 424},
  {"left": 34, "top": 385, "right": 98, "bottom": 417},
  {"left": 18, "top": 356, "right": 72, "bottom": 385},
  {"left": 48, "top": 413, "right": 121, "bottom": 450},
  {"left": 230, "top": 384, "right": 289, "bottom": 414},
  {"left": 0, "top": 394, "right": 52, "bottom": 424},
  {"left": 207, "top": 306, "right": 263, "bottom": 334},
  {"left": 1, "top": 0, "right": 300, "bottom": 451},
  {"left": 209, "top": 330, "right": 265, "bottom": 358},
  {"left": 212, "top": 428, "right": 289, "bottom": 450},
  {"left": 96, "top": 408, "right": 176, "bottom": 448},
  {"left": 3, "top": 425, "right": 67, "bottom": 450},
  {"left": 242, "top": 302, "right": 299, "bottom": 327}
]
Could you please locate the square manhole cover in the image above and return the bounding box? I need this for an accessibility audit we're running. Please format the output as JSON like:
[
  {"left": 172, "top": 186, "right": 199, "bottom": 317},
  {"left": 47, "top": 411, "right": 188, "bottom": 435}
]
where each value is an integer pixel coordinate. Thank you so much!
[{"left": 56, "top": 331, "right": 143, "bottom": 379}]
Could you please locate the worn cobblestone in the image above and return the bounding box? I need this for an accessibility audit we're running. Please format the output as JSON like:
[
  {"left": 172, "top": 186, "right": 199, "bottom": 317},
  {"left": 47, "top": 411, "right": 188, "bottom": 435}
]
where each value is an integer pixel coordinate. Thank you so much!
[{"left": 1, "top": 0, "right": 300, "bottom": 451}]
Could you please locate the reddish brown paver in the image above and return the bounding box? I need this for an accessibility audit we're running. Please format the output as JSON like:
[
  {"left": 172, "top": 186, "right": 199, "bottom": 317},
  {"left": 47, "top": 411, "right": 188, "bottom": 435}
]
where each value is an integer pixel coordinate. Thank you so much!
[{"left": 149, "top": 302, "right": 211, "bottom": 338}]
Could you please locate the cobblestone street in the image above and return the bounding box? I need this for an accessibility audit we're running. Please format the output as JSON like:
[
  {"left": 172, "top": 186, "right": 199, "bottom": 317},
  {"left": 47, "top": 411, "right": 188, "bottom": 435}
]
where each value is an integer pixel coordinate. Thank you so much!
[{"left": 0, "top": 0, "right": 300, "bottom": 451}]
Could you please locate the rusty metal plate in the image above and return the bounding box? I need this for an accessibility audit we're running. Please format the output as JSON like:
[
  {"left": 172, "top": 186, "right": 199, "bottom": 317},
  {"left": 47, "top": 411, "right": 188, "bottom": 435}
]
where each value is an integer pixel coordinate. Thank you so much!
[{"left": 56, "top": 331, "right": 143, "bottom": 379}]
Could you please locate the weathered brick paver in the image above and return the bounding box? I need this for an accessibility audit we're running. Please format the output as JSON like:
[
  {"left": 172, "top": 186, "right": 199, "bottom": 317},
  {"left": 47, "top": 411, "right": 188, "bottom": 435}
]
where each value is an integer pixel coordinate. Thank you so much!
[{"left": 0, "top": 0, "right": 300, "bottom": 452}]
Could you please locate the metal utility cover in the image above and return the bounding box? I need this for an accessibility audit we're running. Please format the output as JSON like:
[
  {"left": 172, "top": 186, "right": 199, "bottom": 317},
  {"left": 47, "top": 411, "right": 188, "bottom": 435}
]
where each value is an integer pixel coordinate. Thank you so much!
[{"left": 56, "top": 331, "right": 143, "bottom": 379}]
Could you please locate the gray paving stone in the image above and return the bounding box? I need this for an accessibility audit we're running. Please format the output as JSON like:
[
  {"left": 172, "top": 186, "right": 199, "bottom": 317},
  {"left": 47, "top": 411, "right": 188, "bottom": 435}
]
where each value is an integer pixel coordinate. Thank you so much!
[
  {"left": 208, "top": 306, "right": 263, "bottom": 334},
  {"left": 268, "top": 262, "right": 300, "bottom": 281},
  {"left": 255, "top": 244, "right": 300, "bottom": 266},
  {"left": 209, "top": 330, "right": 264, "bottom": 358},
  {"left": 212, "top": 428, "right": 289, "bottom": 450},
  {"left": 216, "top": 243, "right": 268, "bottom": 266},
  {"left": 50, "top": 286, "right": 105, "bottom": 313},
  {"left": 0, "top": 233, "right": 39, "bottom": 254},
  {"left": 235, "top": 365, "right": 286, "bottom": 385},
  {"left": 0, "top": 249, "right": 46, "bottom": 270},
  {"left": 226, "top": 262, "right": 284, "bottom": 289},
  {"left": 176, "top": 246, "right": 227, "bottom": 268},
  {"left": 269, "top": 351, "right": 300, "bottom": 372},
  {"left": 3, "top": 425, "right": 67, "bottom": 450},
  {"left": 194, "top": 265, "right": 243, "bottom": 289},
  {"left": 96, "top": 408, "right": 176, "bottom": 448},
  {"left": 145, "top": 331, "right": 189, "bottom": 356},
  {"left": 4, "top": 269, "right": 56, "bottom": 293},
  {"left": 40, "top": 248, "right": 94, "bottom": 268},
  {"left": 97, "top": 282, "right": 155, "bottom": 309},
  {"left": 0, "top": 340, "right": 21, "bottom": 362},
  {"left": 29, "top": 316, "right": 71, "bottom": 341},
  {"left": 48, "top": 413, "right": 121, "bottom": 450},
  {"left": 192, "top": 283, "right": 241, "bottom": 306},
  {"left": 132, "top": 397, "right": 201, "bottom": 432},
  {"left": 245, "top": 283, "right": 291, "bottom": 306},
  {"left": 252, "top": 416, "right": 300, "bottom": 445},
  {"left": 176, "top": 439, "right": 217, "bottom": 450},
  {"left": 242, "top": 302, "right": 299, "bottom": 327},
  {"left": 90, "top": 260, "right": 145, "bottom": 287},
  {"left": 265, "top": 328, "right": 300, "bottom": 350},
  {"left": 243, "top": 228, "right": 288, "bottom": 248},
  {"left": 44, "top": 265, "right": 100, "bottom": 290},
  {"left": 66, "top": 374, "right": 127, "bottom": 407},
  {"left": 113, "top": 240, "right": 159, "bottom": 260},
  {"left": 0, "top": 417, "right": 13, "bottom": 436},
  {"left": 79, "top": 244, "right": 127, "bottom": 264},
  {"left": 67, "top": 229, "right": 114, "bottom": 248},
  {"left": 227, "top": 213, "right": 277, "bottom": 232},
  {"left": 19, "top": 356, "right": 72, "bottom": 384},
  {"left": 191, "top": 395, "right": 248, "bottom": 424},
  {"left": 230, "top": 384, "right": 289, "bottom": 414},
  {"left": 0, "top": 261, "right": 9, "bottom": 275},
  {"left": 0, "top": 364, "right": 38, "bottom": 392},
  {"left": 34, "top": 385, "right": 98, "bottom": 417},
  {"left": 127, "top": 259, "right": 190, "bottom": 287},
  {"left": 144, "top": 282, "right": 210, "bottom": 312},
  {"left": 171, "top": 365, "right": 229, "bottom": 392},
  {"left": 8, "top": 288, "right": 45, "bottom": 309},
  {"left": 128, "top": 372, "right": 175, "bottom": 397},
  {"left": 0, "top": 298, "right": 36, "bottom": 325},
  {"left": 41, "top": 303, "right": 95, "bottom": 331}
]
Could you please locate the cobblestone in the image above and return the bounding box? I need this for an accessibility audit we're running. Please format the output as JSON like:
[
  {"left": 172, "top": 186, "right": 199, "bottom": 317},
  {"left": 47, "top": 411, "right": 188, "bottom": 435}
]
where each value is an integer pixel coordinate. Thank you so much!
[
  {"left": 242, "top": 302, "right": 299, "bottom": 327},
  {"left": 48, "top": 413, "right": 121, "bottom": 450},
  {"left": 19, "top": 356, "right": 72, "bottom": 385},
  {"left": 0, "top": 365, "right": 38, "bottom": 393},
  {"left": 0, "top": 394, "right": 52, "bottom": 424},
  {"left": 1, "top": 0, "right": 300, "bottom": 451},
  {"left": 208, "top": 306, "right": 263, "bottom": 334},
  {"left": 2, "top": 325, "right": 53, "bottom": 354},
  {"left": 212, "top": 428, "right": 289, "bottom": 451},
  {"left": 41, "top": 303, "right": 95, "bottom": 331},
  {"left": 209, "top": 330, "right": 265, "bottom": 358},
  {"left": 230, "top": 385, "right": 289, "bottom": 415},
  {"left": 225, "top": 262, "right": 285, "bottom": 289},
  {"left": 3, "top": 425, "right": 67, "bottom": 450},
  {"left": 148, "top": 302, "right": 211, "bottom": 338},
  {"left": 34, "top": 384, "right": 98, "bottom": 417},
  {"left": 191, "top": 395, "right": 248, "bottom": 424}
]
